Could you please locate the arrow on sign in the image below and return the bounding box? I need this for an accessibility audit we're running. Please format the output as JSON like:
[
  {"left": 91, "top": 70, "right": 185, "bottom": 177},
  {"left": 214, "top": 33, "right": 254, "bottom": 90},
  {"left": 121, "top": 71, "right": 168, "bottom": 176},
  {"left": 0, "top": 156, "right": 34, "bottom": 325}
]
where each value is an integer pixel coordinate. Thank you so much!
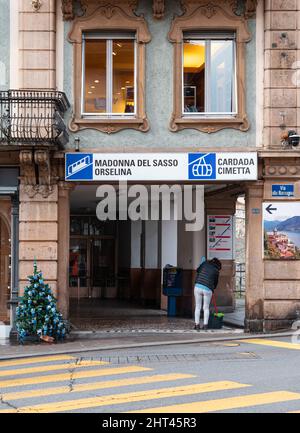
[{"left": 266, "top": 204, "right": 277, "bottom": 214}]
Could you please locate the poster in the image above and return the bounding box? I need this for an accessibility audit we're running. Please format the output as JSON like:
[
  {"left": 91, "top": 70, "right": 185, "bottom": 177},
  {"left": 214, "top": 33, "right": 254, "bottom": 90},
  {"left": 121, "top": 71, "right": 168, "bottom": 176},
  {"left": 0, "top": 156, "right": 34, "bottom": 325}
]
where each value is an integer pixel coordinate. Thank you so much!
[
  {"left": 263, "top": 202, "right": 300, "bottom": 259},
  {"left": 207, "top": 215, "right": 234, "bottom": 260}
]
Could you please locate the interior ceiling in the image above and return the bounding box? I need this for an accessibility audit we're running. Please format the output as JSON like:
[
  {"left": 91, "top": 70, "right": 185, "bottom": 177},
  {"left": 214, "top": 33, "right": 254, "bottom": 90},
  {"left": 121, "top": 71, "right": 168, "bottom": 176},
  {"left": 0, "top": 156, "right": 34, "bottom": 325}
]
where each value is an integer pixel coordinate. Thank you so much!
[{"left": 70, "top": 184, "right": 228, "bottom": 212}]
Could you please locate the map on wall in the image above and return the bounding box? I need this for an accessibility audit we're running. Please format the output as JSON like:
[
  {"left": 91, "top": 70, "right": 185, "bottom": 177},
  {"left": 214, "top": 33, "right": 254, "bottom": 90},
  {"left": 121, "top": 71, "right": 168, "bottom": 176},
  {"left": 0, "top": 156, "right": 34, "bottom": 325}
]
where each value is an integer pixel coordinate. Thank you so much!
[
  {"left": 263, "top": 202, "right": 300, "bottom": 260},
  {"left": 207, "top": 215, "right": 234, "bottom": 260}
]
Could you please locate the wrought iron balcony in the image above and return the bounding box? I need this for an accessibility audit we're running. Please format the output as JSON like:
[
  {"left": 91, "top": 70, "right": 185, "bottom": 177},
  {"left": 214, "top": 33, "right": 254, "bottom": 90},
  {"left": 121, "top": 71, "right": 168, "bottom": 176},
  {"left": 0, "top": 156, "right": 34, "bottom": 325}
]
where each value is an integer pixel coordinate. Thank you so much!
[{"left": 0, "top": 90, "right": 70, "bottom": 147}]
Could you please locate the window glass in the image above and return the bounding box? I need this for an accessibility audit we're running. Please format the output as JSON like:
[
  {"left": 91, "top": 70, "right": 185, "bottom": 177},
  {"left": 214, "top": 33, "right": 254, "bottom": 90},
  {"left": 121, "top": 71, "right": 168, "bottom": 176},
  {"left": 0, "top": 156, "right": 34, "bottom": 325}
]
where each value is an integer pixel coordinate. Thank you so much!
[
  {"left": 83, "top": 36, "right": 135, "bottom": 115},
  {"left": 84, "top": 40, "right": 106, "bottom": 113},
  {"left": 210, "top": 40, "right": 234, "bottom": 113},
  {"left": 183, "top": 41, "right": 205, "bottom": 113},
  {"left": 112, "top": 40, "right": 135, "bottom": 114},
  {"left": 183, "top": 35, "right": 236, "bottom": 115}
]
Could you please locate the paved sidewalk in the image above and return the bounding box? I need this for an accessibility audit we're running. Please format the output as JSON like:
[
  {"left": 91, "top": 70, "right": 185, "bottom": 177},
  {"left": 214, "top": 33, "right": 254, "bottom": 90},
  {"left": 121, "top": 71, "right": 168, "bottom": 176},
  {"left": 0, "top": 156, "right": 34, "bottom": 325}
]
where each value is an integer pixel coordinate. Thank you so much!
[{"left": 0, "top": 328, "right": 295, "bottom": 361}]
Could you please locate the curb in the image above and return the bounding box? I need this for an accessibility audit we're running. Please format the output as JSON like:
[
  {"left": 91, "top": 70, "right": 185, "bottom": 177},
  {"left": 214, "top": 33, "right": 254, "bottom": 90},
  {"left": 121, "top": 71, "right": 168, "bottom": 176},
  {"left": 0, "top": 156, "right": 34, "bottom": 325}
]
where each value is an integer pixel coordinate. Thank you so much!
[{"left": 0, "top": 330, "right": 295, "bottom": 361}]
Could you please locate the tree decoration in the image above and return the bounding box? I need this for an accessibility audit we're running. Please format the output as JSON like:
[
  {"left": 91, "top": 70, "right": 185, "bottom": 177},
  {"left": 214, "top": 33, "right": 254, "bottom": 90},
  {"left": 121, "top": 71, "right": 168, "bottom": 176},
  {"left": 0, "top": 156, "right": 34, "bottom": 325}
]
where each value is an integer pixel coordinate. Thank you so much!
[{"left": 16, "top": 260, "right": 67, "bottom": 343}]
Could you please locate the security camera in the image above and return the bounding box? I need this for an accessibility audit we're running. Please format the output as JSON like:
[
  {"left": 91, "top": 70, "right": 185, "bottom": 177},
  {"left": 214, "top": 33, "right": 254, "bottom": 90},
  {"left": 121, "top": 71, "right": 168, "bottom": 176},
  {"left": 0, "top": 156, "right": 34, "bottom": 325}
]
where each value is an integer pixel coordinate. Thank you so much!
[{"left": 288, "top": 130, "right": 300, "bottom": 147}]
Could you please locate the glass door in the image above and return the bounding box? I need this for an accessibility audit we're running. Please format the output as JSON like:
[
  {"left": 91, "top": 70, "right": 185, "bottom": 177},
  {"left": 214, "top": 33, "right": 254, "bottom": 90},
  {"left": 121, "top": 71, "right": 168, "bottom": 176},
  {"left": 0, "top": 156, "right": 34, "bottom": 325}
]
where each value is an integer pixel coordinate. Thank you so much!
[
  {"left": 69, "top": 238, "right": 90, "bottom": 298},
  {"left": 91, "top": 239, "right": 116, "bottom": 298}
]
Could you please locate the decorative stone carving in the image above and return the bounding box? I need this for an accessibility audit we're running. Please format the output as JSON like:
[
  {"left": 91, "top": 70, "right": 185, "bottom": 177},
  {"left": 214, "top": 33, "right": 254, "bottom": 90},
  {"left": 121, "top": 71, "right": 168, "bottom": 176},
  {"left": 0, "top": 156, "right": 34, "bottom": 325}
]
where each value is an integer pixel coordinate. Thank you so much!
[
  {"left": 180, "top": 0, "right": 258, "bottom": 18},
  {"left": 31, "top": 0, "right": 42, "bottom": 12},
  {"left": 244, "top": 0, "right": 258, "bottom": 18},
  {"left": 263, "top": 158, "right": 300, "bottom": 178},
  {"left": 19, "top": 150, "right": 36, "bottom": 185},
  {"left": 153, "top": 0, "right": 165, "bottom": 19},
  {"left": 34, "top": 150, "right": 51, "bottom": 186},
  {"left": 61, "top": 0, "right": 74, "bottom": 20},
  {"left": 22, "top": 184, "right": 54, "bottom": 199}
]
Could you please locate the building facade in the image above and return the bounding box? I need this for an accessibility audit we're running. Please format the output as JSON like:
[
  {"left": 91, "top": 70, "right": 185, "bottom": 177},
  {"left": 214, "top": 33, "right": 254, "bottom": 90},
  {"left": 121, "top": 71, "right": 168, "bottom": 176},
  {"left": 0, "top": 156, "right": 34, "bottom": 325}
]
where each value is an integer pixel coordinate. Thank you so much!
[{"left": 0, "top": 0, "right": 300, "bottom": 336}]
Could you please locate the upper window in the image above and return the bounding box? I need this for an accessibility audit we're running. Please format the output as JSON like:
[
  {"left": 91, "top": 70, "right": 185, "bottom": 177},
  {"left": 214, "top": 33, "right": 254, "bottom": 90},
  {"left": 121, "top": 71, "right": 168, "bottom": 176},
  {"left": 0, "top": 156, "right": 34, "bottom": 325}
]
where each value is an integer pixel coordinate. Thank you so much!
[
  {"left": 168, "top": 2, "right": 252, "bottom": 133},
  {"left": 183, "top": 32, "right": 236, "bottom": 117},
  {"left": 82, "top": 32, "right": 136, "bottom": 117}
]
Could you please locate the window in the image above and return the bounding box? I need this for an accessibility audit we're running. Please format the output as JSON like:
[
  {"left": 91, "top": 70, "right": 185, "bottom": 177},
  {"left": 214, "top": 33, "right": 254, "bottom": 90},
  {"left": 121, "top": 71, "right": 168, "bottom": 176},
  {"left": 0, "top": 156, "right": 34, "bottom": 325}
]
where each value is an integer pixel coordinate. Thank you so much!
[
  {"left": 183, "top": 32, "right": 236, "bottom": 116},
  {"left": 168, "top": 2, "right": 252, "bottom": 133},
  {"left": 82, "top": 32, "right": 136, "bottom": 117},
  {"left": 68, "top": 3, "right": 150, "bottom": 134}
]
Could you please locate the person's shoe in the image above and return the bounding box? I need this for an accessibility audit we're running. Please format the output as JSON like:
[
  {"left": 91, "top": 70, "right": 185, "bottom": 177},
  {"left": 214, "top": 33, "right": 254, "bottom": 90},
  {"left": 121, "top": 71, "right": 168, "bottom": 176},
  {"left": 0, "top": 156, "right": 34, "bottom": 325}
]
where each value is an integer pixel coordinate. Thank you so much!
[
  {"left": 203, "top": 324, "right": 208, "bottom": 331},
  {"left": 194, "top": 324, "right": 200, "bottom": 331}
]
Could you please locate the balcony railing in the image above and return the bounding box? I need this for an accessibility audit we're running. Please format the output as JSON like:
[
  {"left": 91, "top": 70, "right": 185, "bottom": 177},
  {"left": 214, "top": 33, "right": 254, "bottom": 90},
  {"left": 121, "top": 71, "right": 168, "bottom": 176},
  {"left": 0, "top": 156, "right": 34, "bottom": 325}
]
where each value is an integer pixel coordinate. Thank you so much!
[{"left": 0, "top": 90, "right": 70, "bottom": 147}]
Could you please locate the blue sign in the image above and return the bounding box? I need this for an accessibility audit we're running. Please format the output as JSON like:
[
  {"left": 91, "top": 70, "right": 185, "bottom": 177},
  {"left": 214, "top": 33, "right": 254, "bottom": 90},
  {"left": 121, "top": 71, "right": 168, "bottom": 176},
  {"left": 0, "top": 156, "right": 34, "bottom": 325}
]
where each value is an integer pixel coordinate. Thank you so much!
[
  {"left": 272, "top": 184, "right": 294, "bottom": 197},
  {"left": 188, "top": 153, "right": 216, "bottom": 180},
  {"left": 65, "top": 153, "right": 93, "bottom": 180}
]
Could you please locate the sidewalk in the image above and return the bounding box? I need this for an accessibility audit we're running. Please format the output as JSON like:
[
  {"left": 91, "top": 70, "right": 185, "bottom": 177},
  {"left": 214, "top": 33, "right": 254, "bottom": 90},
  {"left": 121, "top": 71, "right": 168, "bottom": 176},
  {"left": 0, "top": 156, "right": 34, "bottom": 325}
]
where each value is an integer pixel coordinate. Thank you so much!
[
  {"left": 223, "top": 298, "right": 245, "bottom": 328},
  {"left": 0, "top": 327, "right": 294, "bottom": 361}
]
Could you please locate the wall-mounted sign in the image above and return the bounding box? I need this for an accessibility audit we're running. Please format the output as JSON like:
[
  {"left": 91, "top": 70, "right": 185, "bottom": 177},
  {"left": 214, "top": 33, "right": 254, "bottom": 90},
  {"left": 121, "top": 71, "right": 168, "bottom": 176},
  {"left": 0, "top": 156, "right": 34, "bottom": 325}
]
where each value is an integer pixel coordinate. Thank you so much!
[
  {"left": 207, "top": 215, "right": 234, "bottom": 260},
  {"left": 272, "top": 184, "right": 294, "bottom": 198},
  {"left": 263, "top": 202, "right": 300, "bottom": 259},
  {"left": 65, "top": 152, "right": 257, "bottom": 182}
]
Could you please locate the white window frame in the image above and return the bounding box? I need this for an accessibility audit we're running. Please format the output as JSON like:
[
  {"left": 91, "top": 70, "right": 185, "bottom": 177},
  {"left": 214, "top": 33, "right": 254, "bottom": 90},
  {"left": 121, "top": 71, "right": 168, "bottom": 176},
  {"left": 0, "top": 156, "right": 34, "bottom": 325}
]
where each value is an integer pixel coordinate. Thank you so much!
[
  {"left": 182, "top": 32, "right": 237, "bottom": 118},
  {"left": 81, "top": 32, "right": 137, "bottom": 118}
]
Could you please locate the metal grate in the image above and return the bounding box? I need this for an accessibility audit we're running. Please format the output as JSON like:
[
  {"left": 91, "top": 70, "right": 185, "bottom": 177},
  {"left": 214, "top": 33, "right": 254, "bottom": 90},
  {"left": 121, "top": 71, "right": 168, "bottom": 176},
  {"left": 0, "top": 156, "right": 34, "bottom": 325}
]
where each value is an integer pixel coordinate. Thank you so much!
[{"left": 0, "top": 89, "right": 70, "bottom": 146}]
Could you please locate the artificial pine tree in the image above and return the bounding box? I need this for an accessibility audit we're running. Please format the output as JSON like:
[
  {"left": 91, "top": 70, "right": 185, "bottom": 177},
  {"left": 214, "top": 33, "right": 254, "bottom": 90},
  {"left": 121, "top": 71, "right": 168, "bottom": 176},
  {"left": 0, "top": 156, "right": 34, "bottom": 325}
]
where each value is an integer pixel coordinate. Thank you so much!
[{"left": 16, "top": 260, "right": 67, "bottom": 342}]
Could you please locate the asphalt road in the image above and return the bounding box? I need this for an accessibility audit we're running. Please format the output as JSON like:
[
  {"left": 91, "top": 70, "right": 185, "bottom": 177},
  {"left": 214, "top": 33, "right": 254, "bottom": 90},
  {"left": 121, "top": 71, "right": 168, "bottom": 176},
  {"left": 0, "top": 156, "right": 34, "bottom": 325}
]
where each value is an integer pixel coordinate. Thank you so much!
[{"left": 1, "top": 336, "right": 300, "bottom": 413}]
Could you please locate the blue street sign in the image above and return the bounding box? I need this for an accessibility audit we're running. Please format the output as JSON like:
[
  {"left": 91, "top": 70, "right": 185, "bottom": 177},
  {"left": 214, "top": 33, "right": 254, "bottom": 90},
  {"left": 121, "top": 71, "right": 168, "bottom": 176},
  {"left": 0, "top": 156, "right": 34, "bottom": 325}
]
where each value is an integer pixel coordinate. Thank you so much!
[
  {"left": 188, "top": 153, "right": 216, "bottom": 180},
  {"left": 272, "top": 184, "right": 294, "bottom": 198},
  {"left": 65, "top": 153, "right": 93, "bottom": 181}
]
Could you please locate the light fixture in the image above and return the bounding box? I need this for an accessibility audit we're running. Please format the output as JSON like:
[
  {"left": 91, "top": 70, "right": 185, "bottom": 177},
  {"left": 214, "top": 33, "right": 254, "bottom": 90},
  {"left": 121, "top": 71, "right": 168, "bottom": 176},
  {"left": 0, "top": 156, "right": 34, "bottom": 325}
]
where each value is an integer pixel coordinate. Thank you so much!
[
  {"left": 91, "top": 85, "right": 95, "bottom": 89},
  {"left": 117, "top": 43, "right": 122, "bottom": 48},
  {"left": 88, "top": 91, "right": 92, "bottom": 94},
  {"left": 94, "top": 80, "right": 99, "bottom": 83},
  {"left": 121, "top": 87, "right": 126, "bottom": 90},
  {"left": 126, "top": 81, "right": 130, "bottom": 84},
  {"left": 74, "top": 137, "right": 80, "bottom": 152},
  {"left": 112, "top": 51, "right": 117, "bottom": 56}
]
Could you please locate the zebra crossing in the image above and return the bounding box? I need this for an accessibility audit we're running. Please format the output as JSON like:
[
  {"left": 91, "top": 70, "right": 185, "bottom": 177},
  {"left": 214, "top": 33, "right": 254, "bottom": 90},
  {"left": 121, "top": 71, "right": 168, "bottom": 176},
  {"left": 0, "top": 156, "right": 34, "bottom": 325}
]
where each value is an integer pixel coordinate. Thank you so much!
[{"left": 0, "top": 353, "right": 299, "bottom": 413}]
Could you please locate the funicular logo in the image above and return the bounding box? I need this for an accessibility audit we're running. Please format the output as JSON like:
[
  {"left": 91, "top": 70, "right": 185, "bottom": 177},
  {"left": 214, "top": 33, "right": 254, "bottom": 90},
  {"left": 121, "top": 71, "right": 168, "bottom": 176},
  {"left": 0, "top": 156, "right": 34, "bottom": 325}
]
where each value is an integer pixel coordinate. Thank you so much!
[
  {"left": 66, "top": 153, "right": 93, "bottom": 180},
  {"left": 188, "top": 153, "right": 216, "bottom": 180}
]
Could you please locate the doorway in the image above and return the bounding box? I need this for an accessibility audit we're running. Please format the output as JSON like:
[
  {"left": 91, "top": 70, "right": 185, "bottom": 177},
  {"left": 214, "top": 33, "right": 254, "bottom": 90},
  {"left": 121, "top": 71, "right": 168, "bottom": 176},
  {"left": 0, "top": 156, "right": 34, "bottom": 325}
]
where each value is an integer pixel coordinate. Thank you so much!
[{"left": 69, "top": 215, "right": 117, "bottom": 300}]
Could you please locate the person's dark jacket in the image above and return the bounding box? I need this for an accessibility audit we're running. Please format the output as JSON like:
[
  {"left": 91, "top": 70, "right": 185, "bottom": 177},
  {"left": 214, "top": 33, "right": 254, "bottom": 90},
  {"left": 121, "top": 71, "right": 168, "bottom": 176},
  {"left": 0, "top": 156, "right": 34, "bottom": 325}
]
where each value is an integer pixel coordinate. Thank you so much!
[{"left": 195, "top": 260, "right": 220, "bottom": 292}]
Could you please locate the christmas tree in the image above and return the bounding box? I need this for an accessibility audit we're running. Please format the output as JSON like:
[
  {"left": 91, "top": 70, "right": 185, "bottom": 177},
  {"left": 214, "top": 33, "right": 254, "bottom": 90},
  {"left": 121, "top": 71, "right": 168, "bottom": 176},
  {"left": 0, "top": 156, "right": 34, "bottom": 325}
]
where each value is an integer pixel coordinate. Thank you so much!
[{"left": 16, "top": 260, "right": 67, "bottom": 342}]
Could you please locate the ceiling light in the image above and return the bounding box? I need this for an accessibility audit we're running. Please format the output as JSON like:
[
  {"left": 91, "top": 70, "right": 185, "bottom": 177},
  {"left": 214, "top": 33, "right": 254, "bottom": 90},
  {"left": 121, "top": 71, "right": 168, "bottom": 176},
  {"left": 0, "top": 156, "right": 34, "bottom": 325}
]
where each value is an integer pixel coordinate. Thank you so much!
[
  {"left": 117, "top": 43, "right": 122, "bottom": 48},
  {"left": 121, "top": 87, "right": 125, "bottom": 90},
  {"left": 91, "top": 85, "right": 95, "bottom": 89},
  {"left": 88, "top": 91, "right": 92, "bottom": 94},
  {"left": 112, "top": 51, "right": 117, "bottom": 56},
  {"left": 94, "top": 80, "right": 99, "bottom": 83},
  {"left": 126, "top": 81, "right": 130, "bottom": 84}
]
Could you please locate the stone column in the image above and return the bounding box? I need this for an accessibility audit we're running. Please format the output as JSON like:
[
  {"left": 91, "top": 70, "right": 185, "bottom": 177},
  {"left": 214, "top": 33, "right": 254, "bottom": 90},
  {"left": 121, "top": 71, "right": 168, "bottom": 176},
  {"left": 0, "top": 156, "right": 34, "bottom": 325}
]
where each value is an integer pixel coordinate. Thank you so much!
[
  {"left": 19, "top": 0, "right": 56, "bottom": 89},
  {"left": 19, "top": 184, "right": 58, "bottom": 297},
  {"left": 244, "top": 182, "right": 264, "bottom": 332},
  {"left": 264, "top": 0, "right": 298, "bottom": 149},
  {"left": 57, "top": 181, "right": 72, "bottom": 319}
]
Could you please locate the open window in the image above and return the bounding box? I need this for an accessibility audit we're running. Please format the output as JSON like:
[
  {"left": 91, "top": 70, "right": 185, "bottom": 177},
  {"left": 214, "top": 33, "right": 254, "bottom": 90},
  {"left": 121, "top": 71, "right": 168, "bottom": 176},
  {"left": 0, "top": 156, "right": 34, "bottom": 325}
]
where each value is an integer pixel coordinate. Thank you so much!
[
  {"left": 68, "top": 4, "right": 151, "bottom": 134},
  {"left": 168, "top": 2, "right": 252, "bottom": 133}
]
